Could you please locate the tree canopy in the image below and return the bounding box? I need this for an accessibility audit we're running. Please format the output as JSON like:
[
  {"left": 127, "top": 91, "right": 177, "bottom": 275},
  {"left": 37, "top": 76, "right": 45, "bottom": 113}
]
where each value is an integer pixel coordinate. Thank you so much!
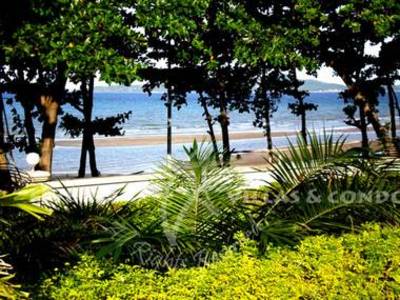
[{"left": 1, "top": 0, "right": 399, "bottom": 175}]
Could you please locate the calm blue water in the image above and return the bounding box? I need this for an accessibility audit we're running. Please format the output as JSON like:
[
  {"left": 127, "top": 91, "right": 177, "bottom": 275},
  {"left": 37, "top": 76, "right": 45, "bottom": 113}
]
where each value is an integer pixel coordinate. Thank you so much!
[
  {"left": 59, "top": 92, "right": 390, "bottom": 136},
  {"left": 4, "top": 91, "right": 399, "bottom": 175}
]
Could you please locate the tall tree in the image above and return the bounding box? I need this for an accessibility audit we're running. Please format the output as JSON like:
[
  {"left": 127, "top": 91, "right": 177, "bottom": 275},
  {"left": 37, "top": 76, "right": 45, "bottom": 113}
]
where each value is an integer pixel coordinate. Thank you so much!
[
  {"left": 378, "top": 39, "right": 400, "bottom": 140},
  {"left": 241, "top": 0, "right": 400, "bottom": 144},
  {"left": 4, "top": 0, "right": 144, "bottom": 176},
  {"left": 138, "top": 0, "right": 210, "bottom": 156},
  {"left": 296, "top": 0, "right": 400, "bottom": 142},
  {"left": 0, "top": 92, "right": 12, "bottom": 189},
  {"left": 200, "top": 0, "right": 256, "bottom": 164},
  {"left": 0, "top": 0, "right": 34, "bottom": 187},
  {"left": 233, "top": 1, "right": 317, "bottom": 150},
  {"left": 253, "top": 68, "right": 281, "bottom": 155},
  {"left": 57, "top": 0, "right": 145, "bottom": 177},
  {"left": 287, "top": 69, "right": 316, "bottom": 144},
  {"left": 138, "top": 0, "right": 255, "bottom": 164},
  {"left": 3, "top": 1, "right": 69, "bottom": 172}
]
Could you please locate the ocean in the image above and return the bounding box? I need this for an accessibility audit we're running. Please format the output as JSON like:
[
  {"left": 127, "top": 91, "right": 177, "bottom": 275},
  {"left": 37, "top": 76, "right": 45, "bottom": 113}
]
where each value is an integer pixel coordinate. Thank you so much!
[{"left": 5, "top": 91, "right": 399, "bottom": 175}]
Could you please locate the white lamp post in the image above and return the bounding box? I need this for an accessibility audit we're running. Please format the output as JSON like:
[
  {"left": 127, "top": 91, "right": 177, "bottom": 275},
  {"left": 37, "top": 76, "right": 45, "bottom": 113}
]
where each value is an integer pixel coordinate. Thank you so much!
[
  {"left": 26, "top": 152, "right": 40, "bottom": 172},
  {"left": 26, "top": 153, "right": 51, "bottom": 182}
]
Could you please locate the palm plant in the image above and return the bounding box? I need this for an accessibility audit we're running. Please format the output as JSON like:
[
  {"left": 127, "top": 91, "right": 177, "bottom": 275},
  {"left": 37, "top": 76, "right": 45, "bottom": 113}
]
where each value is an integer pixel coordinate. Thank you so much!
[
  {"left": 94, "top": 198, "right": 171, "bottom": 268},
  {"left": 155, "top": 141, "right": 245, "bottom": 248},
  {"left": 96, "top": 141, "right": 246, "bottom": 268},
  {"left": 267, "top": 131, "right": 347, "bottom": 197},
  {"left": 0, "top": 184, "right": 127, "bottom": 283},
  {"left": 254, "top": 131, "right": 400, "bottom": 248},
  {"left": 0, "top": 256, "right": 28, "bottom": 299},
  {"left": 46, "top": 182, "right": 127, "bottom": 226},
  {"left": 0, "top": 185, "right": 51, "bottom": 297},
  {"left": 0, "top": 185, "right": 52, "bottom": 223},
  {"left": 0, "top": 163, "right": 32, "bottom": 192}
]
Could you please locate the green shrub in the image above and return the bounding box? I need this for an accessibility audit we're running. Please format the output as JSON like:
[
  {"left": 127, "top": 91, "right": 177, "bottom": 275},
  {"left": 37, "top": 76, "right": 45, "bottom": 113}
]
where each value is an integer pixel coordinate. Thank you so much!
[
  {"left": 37, "top": 224, "right": 400, "bottom": 299},
  {"left": 254, "top": 132, "right": 400, "bottom": 247},
  {"left": 0, "top": 184, "right": 52, "bottom": 292},
  {"left": 0, "top": 186, "right": 128, "bottom": 283},
  {"left": 95, "top": 141, "right": 246, "bottom": 268},
  {"left": 0, "top": 256, "right": 29, "bottom": 299}
]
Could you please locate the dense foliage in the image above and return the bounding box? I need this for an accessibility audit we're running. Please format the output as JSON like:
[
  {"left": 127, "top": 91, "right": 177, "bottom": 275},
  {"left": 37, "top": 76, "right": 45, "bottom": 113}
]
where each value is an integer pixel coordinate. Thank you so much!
[
  {"left": 0, "top": 185, "right": 127, "bottom": 283},
  {"left": 38, "top": 224, "right": 400, "bottom": 299},
  {"left": 1, "top": 134, "right": 400, "bottom": 289},
  {"left": 2, "top": 0, "right": 400, "bottom": 176},
  {"left": 0, "top": 184, "right": 50, "bottom": 299},
  {"left": 1, "top": 1, "right": 400, "bottom": 297}
]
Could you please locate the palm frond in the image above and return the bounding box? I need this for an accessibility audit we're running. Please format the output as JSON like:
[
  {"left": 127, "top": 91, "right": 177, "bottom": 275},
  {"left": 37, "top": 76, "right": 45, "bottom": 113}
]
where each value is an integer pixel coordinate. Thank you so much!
[
  {"left": 0, "top": 185, "right": 52, "bottom": 221},
  {"left": 95, "top": 141, "right": 247, "bottom": 267},
  {"left": 255, "top": 131, "right": 400, "bottom": 247},
  {"left": 154, "top": 141, "right": 245, "bottom": 247},
  {"left": 0, "top": 256, "right": 29, "bottom": 299},
  {"left": 269, "top": 131, "right": 347, "bottom": 197}
]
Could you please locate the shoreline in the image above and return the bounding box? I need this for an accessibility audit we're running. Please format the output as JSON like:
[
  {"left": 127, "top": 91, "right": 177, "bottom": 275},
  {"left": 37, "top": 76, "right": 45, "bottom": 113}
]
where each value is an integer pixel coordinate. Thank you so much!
[
  {"left": 50, "top": 140, "right": 363, "bottom": 179},
  {"left": 55, "top": 126, "right": 368, "bottom": 148}
]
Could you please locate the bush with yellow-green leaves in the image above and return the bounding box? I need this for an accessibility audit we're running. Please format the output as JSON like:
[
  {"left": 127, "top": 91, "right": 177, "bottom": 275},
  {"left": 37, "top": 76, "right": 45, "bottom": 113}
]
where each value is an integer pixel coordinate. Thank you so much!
[{"left": 37, "top": 224, "right": 400, "bottom": 299}]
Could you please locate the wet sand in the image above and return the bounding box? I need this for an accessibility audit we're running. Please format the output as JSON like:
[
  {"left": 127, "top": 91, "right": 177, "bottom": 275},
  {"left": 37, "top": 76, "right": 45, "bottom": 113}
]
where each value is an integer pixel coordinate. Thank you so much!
[
  {"left": 231, "top": 140, "right": 363, "bottom": 168},
  {"left": 56, "top": 127, "right": 365, "bottom": 148},
  {"left": 53, "top": 140, "right": 364, "bottom": 179}
]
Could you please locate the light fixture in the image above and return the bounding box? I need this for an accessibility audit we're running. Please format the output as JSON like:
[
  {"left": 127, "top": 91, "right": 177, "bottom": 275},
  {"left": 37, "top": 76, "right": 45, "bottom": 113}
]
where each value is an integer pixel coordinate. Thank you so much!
[{"left": 26, "top": 152, "right": 40, "bottom": 172}]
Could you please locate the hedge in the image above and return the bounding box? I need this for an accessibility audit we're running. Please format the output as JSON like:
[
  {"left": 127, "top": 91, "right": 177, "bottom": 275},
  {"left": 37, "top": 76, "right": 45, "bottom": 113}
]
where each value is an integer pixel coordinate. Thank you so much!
[{"left": 37, "top": 224, "right": 400, "bottom": 299}]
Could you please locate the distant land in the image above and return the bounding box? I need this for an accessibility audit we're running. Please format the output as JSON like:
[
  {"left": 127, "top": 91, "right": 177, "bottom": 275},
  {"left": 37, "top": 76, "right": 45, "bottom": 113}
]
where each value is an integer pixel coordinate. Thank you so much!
[
  {"left": 301, "top": 80, "right": 345, "bottom": 92},
  {"left": 94, "top": 80, "right": 399, "bottom": 94}
]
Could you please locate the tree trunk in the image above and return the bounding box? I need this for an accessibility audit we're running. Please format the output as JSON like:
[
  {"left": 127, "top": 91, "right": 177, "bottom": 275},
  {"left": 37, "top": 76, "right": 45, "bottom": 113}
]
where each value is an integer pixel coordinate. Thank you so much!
[
  {"left": 78, "top": 133, "right": 87, "bottom": 178},
  {"left": 260, "top": 66, "right": 274, "bottom": 158},
  {"left": 78, "top": 79, "right": 88, "bottom": 177},
  {"left": 339, "top": 74, "right": 386, "bottom": 141},
  {"left": 88, "top": 134, "right": 99, "bottom": 176},
  {"left": 79, "top": 131, "right": 100, "bottom": 178},
  {"left": 388, "top": 84, "right": 399, "bottom": 136},
  {"left": 292, "top": 68, "right": 307, "bottom": 145},
  {"left": 23, "top": 104, "right": 37, "bottom": 153},
  {"left": 38, "top": 67, "right": 66, "bottom": 173},
  {"left": 166, "top": 90, "right": 172, "bottom": 156},
  {"left": 358, "top": 102, "right": 369, "bottom": 152},
  {"left": 17, "top": 69, "right": 37, "bottom": 153},
  {"left": 166, "top": 58, "right": 173, "bottom": 157},
  {"left": 78, "top": 77, "right": 100, "bottom": 178},
  {"left": 38, "top": 95, "right": 59, "bottom": 172},
  {"left": 393, "top": 86, "right": 400, "bottom": 120},
  {"left": 199, "top": 93, "right": 219, "bottom": 157},
  {"left": 264, "top": 104, "right": 273, "bottom": 158},
  {"left": 0, "top": 92, "right": 12, "bottom": 190},
  {"left": 218, "top": 96, "right": 230, "bottom": 165},
  {"left": 87, "top": 78, "right": 99, "bottom": 177},
  {"left": 17, "top": 71, "right": 36, "bottom": 153},
  {"left": 353, "top": 91, "right": 386, "bottom": 141},
  {"left": 388, "top": 84, "right": 397, "bottom": 139},
  {"left": 365, "top": 101, "right": 386, "bottom": 140},
  {"left": 300, "top": 98, "right": 307, "bottom": 144}
]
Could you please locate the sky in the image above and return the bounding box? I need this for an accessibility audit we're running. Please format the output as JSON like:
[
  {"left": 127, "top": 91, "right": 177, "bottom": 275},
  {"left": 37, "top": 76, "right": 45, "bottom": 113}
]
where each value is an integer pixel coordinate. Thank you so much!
[
  {"left": 298, "top": 42, "right": 382, "bottom": 84},
  {"left": 86, "top": 43, "right": 382, "bottom": 88},
  {"left": 88, "top": 66, "right": 344, "bottom": 89},
  {"left": 297, "top": 67, "right": 342, "bottom": 84}
]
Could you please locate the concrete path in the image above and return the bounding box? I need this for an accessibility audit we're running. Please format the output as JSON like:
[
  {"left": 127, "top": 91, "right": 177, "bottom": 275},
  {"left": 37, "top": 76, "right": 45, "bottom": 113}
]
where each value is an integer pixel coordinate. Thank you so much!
[{"left": 45, "top": 167, "right": 273, "bottom": 201}]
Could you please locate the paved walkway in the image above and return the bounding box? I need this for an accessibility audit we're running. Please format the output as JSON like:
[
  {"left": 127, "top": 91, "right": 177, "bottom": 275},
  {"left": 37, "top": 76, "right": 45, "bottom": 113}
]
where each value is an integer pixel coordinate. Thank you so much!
[{"left": 45, "top": 167, "right": 273, "bottom": 201}]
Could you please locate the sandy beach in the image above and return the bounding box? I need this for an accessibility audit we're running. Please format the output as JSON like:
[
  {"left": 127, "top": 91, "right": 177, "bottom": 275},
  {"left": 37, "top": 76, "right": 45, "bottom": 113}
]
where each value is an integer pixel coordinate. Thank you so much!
[
  {"left": 56, "top": 127, "right": 368, "bottom": 148},
  {"left": 52, "top": 140, "right": 364, "bottom": 179}
]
